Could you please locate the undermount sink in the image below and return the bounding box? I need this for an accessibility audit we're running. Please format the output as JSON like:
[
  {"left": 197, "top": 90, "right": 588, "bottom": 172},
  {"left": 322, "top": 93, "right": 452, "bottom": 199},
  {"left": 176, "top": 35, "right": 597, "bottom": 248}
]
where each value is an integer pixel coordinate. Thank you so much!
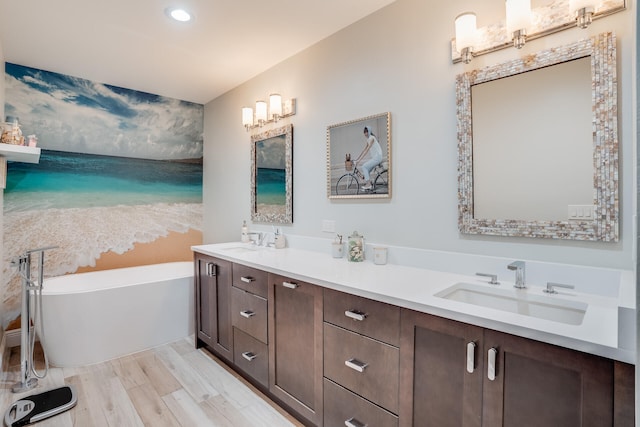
[{"left": 435, "top": 282, "right": 587, "bottom": 325}]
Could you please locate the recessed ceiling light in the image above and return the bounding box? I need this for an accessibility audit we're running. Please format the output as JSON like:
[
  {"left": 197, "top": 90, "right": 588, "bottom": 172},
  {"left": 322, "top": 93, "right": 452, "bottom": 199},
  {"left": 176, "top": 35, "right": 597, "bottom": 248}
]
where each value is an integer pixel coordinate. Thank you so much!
[{"left": 165, "top": 7, "right": 192, "bottom": 22}]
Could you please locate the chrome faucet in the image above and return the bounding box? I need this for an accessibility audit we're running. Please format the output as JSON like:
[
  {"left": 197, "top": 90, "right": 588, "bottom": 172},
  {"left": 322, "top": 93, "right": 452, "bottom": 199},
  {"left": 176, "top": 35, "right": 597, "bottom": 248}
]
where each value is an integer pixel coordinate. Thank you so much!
[
  {"left": 247, "top": 231, "right": 265, "bottom": 246},
  {"left": 507, "top": 261, "right": 526, "bottom": 289}
]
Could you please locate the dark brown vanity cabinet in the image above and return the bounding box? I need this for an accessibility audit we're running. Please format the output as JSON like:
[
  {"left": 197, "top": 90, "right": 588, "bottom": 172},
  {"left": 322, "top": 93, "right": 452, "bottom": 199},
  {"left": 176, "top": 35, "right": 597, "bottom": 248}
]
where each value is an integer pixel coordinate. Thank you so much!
[
  {"left": 193, "top": 254, "right": 635, "bottom": 427},
  {"left": 268, "top": 273, "right": 324, "bottom": 426},
  {"left": 400, "top": 309, "right": 634, "bottom": 427},
  {"left": 231, "top": 264, "right": 269, "bottom": 388},
  {"left": 323, "top": 288, "right": 401, "bottom": 427},
  {"left": 194, "top": 253, "right": 233, "bottom": 362}
]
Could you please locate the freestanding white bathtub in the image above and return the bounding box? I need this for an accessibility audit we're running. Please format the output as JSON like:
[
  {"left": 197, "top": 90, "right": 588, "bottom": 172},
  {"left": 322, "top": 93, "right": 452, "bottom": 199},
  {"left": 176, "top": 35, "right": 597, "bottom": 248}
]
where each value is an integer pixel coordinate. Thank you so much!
[{"left": 41, "top": 261, "right": 194, "bottom": 367}]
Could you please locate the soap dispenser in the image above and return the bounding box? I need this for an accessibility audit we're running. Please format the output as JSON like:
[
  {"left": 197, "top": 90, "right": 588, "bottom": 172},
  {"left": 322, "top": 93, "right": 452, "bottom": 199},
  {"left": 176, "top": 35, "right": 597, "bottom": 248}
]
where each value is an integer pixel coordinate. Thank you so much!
[{"left": 241, "top": 220, "right": 249, "bottom": 243}]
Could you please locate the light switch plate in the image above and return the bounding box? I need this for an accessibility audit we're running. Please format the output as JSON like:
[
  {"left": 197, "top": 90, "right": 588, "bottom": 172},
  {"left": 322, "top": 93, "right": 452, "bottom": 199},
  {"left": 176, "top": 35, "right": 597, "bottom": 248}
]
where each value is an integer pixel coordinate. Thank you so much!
[
  {"left": 567, "top": 205, "right": 595, "bottom": 220},
  {"left": 322, "top": 220, "right": 335, "bottom": 233}
]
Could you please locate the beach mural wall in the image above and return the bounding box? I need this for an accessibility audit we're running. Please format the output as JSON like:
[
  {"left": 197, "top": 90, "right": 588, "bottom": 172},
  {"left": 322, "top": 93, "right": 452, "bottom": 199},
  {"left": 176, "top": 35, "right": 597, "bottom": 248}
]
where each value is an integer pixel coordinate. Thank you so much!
[{"left": 2, "top": 63, "right": 204, "bottom": 326}]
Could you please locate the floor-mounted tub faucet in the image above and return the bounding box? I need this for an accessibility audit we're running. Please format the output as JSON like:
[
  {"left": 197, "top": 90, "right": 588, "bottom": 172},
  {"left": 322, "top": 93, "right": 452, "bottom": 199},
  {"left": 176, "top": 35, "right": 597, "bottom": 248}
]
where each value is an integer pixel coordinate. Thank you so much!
[{"left": 507, "top": 261, "right": 526, "bottom": 289}]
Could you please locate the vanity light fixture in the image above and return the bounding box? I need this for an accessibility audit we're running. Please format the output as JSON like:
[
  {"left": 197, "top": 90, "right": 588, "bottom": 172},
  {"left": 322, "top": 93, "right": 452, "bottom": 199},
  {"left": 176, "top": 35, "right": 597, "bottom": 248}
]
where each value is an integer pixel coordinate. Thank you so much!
[
  {"left": 505, "top": 0, "right": 532, "bottom": 49},
  {"left": 242, "top": 94, "right": 296, "bottom": 131},
  {"left": 454, "top": 12, "right": 477, "bottom": 64},
  {"left": 255, "top": 100, "right": 268, "bottom": 124},
  {"left": 450, "top": 0, "right": 624, "bottom": 64},
  {"left": 269, "top": 94, "right": 283, "bottom": 118},
  {"left": 570, "top": 0, "right": 597, "bottom": 28}
]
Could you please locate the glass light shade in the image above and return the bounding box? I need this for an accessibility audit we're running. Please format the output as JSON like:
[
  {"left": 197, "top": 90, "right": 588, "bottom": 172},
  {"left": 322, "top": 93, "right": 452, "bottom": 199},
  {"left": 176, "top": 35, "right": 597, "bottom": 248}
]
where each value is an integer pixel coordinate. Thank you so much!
[
  {"left": 255, "top": 101, "right": 267, "bottom": 122},
  {"left": 455, "top": 12, "right": 477, "bottom": 52},
  {"left": 505, "top": 0, "right": 532, "bottom": 34},
  {"left": 569, "top": 0, "right": 596, "bottom": 13},
  {"left": 269, "top": 94, "right": 282, "bottom": 118},
  {"left": 242, "top": 107, "right": 253, "bottom": 126}
]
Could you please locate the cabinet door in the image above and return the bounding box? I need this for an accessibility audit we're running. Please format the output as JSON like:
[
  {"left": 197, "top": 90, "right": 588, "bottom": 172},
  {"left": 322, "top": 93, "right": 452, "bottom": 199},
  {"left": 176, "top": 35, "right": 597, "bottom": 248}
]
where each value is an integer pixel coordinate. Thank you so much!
[
  {"left": 399, "top": 309, "right": 483, "bottom": 427},
  {"left": 268, "top": 274, "right": 323, "bottom": 426},
  {"left": 482, "top": 329, "right": 614, "bottom": 427},
  {"left": 194, "top": 254, "right": 233, "bottom": 362}
]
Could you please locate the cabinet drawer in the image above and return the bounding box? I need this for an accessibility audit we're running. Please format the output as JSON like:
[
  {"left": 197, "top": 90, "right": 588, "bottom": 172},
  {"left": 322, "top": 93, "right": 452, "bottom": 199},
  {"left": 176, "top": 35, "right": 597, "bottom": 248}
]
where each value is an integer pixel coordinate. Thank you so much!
[
  {"left": 324, "top": 288, "right": 400, "bottom": 346},
  {"left": 233, "top": 263, "right": 268, "bottom": 298},
  {"left": 324, "top": 323, "right": 399, "bottom": 413},
  {"left": 233, "top": 328, "right": 268, "bottom": 388},
  {"left": 231, "top": 287, "right": 268, "bottom": 344},
  {"left": 324, "top": 378, "right": 398, "bottom": 427}
]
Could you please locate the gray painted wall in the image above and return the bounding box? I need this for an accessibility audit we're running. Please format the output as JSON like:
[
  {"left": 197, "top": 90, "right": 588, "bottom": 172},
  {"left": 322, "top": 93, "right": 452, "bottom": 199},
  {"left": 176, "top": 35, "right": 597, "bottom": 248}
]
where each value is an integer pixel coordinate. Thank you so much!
[{"left": 203, "top": 0, "right": 635, "bottom": 272}]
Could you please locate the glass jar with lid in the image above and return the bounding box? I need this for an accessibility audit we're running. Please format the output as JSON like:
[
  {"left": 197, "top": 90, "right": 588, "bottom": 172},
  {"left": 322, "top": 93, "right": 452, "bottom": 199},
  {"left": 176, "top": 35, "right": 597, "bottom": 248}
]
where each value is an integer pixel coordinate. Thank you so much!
[{"left": 347, "top": 231, "right": 364, "bottom": 262}]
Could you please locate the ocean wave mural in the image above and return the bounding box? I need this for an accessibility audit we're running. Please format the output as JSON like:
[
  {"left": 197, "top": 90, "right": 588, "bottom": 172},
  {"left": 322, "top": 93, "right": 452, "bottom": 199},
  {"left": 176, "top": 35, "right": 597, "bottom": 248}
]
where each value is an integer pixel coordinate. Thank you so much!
[{"left": 2, "top": 63, "right": 203, "bottom": 326}]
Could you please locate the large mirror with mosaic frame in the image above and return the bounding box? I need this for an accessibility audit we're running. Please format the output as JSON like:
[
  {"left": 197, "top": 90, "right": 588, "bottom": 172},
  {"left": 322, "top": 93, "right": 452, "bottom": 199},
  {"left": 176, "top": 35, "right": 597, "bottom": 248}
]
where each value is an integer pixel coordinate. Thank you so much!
[
  {"left": 251, "top": 124, "right": 293, "bottom": 224},
  {"left": 457, "top": 32, "right": 618, "bottom": 241}
]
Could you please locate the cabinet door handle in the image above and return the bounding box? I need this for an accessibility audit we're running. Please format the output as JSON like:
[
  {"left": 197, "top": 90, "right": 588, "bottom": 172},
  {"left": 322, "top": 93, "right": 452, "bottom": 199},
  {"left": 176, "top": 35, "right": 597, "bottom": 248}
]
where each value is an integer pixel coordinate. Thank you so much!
[
  {"left": 466, "top": 341, "right": 476, "bottom": 374},
  {"left": 240, "top": 310, "right": 255, "bottom": 318},
  {"left": 282, "top": 281, "right": 298, "bottom": 289},
  {"left": 206, "top": 262, "right": 217, "bottom": 277},
  {"left": 345, "top": 417, "right": 367, "bottom": 427},
  {"left": 240, "top": 276, "right": 254, "bottom": 283},
  {"left": 344, "top": 310, "right": 367, "bottom": 321},
  {"left": 487, "top": 347, "right": 498, "bottom": 381},
  {"left": 345, "top": 358, "right": 368, "bottom": 373},
  {"left": 242, "top": 351, "right": 257, "bottom": 362}
]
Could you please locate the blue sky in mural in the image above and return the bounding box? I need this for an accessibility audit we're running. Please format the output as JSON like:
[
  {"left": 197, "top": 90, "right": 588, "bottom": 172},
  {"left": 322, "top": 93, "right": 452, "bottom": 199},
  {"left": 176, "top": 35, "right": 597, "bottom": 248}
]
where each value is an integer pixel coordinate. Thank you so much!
[{"left": 4, "top": 63, "right": 203, "bottom": 160}]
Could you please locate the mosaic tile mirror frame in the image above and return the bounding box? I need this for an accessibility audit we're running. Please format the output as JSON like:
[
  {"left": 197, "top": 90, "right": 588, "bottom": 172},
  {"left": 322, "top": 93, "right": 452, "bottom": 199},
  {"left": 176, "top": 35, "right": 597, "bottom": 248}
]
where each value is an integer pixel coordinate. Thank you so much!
[{"left": 456, "top": 32, "right": 618, "bottom": 241}]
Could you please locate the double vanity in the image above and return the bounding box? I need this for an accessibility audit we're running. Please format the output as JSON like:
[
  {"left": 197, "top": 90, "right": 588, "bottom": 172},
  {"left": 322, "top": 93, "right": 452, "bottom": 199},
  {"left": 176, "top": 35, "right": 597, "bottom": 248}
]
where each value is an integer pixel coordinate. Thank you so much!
[{"left": 192, "top": 242, "right": 635, "bottom": 426}]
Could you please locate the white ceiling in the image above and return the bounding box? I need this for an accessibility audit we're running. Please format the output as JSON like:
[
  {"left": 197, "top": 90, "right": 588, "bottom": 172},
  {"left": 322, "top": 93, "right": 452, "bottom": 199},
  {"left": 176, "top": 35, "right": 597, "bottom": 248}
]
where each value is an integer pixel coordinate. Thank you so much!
[{"left": 0, "top": 0, "right": 396, "bottom": 105}]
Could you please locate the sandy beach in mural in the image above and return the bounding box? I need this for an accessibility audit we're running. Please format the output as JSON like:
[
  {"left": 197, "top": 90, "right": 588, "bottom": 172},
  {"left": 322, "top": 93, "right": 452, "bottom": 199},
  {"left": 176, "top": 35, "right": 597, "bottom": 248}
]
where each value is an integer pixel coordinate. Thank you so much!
[
  {"left": 75, "top": 228, "right": 201, "bottom": 273},
  {"left": 2, "top": 203, "right": 202, "bottom": 321}
]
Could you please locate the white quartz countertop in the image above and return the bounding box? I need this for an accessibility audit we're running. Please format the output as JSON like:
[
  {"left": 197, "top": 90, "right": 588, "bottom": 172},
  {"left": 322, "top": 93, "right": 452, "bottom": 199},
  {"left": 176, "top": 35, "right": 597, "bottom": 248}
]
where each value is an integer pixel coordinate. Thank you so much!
[{"left": 192, "top": 242, "right": 635, "bottom": 364}]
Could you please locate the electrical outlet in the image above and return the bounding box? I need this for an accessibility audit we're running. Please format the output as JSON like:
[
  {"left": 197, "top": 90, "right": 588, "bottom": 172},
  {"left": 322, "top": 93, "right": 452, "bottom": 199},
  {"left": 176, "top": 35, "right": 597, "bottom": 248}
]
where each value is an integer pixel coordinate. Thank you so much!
[
  {"left": 567, "top": 205, "right": 595, "bottom": 220},
  {"left": 322, "top": 220, "right": 336, "bottom": 233}
]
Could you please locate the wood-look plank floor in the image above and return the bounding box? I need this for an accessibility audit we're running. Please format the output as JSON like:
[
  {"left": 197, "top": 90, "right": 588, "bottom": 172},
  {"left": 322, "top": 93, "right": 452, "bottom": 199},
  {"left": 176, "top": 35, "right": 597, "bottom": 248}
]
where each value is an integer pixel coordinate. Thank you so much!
[{"left": 0, "top": 337, "right": 304, "bottom": 427}]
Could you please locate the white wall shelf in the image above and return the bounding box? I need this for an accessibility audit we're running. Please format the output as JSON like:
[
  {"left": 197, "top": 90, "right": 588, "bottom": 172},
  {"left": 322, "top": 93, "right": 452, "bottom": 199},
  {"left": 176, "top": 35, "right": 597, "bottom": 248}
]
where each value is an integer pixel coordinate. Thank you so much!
[{"left": 0, "top": 144, "right": 41, "bottom": 163}]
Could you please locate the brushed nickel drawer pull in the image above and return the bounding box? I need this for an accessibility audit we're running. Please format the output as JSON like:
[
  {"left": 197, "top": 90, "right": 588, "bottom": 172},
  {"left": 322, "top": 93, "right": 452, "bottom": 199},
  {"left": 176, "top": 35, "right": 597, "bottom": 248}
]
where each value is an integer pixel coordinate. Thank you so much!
[
  {"left": 345, "top": 417, "right": 367, "bottom": 427},
  {"left": 466, "top": 341, "right": 476, "bottom": 374},
  {"left": 206, "top": 262, "right": 216, "bottom": 277},
  {"left": 282, "top": 281, "right": 299, "bottom": 289},
  {"left": 345, "top": 358, "right": 368, "bottom": 373},
  {"left": 487, "top": 347, "right": 498, "bottom": 381},
  {"left": 240, "top": 310, "right": 255, "bottom": 318},
  {"left": 242, "top": 351, "right": 257, "bottom": 362},
  {"left": 344, "top": 310, "right": 367, "bottom": 321},
  {"left": 240, "top": 276, "right": 254, "bottom": 283}
]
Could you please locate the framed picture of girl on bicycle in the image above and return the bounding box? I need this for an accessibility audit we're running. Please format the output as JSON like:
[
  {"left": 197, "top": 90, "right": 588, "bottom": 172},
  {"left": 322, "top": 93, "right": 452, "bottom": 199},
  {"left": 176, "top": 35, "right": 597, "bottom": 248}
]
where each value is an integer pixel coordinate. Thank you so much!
[{"left": 327, "top": 112, "right": 391, "bottom": 199}]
